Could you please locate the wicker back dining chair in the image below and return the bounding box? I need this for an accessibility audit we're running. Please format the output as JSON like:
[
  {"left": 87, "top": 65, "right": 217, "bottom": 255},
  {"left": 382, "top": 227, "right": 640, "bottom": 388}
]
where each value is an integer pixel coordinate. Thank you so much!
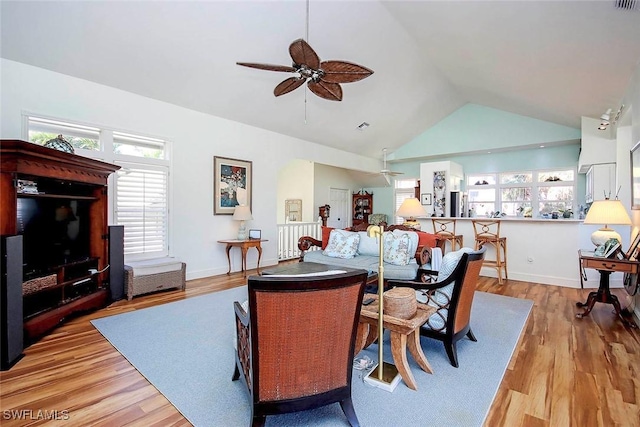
[
  {"left": 472, "top": 219, "right": 508, "bottom": 284},
  {"left": 232, "top": 269, "right": 368, "bottom": 427},
  {"left": 388, "top": 246, "right": 486, "bottom": 368},
  {"left": 431, "top": 218, "right": 464, "bottom": 253}
]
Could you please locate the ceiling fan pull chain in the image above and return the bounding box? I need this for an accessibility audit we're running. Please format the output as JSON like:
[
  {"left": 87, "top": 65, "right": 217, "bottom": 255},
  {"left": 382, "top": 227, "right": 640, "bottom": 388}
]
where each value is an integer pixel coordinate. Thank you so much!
[
  {"left": 304, "top": 0, "right": 309, "bottom": 124},
  {"left": 306, "top": 0, "right": 310, "bottom": 43}
]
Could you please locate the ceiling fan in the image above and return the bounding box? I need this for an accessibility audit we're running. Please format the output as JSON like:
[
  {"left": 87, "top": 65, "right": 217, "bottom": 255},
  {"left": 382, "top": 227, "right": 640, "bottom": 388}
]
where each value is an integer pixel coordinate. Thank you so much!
[
  {"left": 378, "top": 148, "right": 403, "bottom": 185},
  {"left": 237, "top": 38, "right": 373, "bottom": 101}
]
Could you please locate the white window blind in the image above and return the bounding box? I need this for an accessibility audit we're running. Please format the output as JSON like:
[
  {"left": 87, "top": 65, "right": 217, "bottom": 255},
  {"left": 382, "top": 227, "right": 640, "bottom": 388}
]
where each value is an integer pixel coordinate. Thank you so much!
[
  {"left": 394, "top": 179, "right": 417, "bottom": 224},
  {"left": 114, "top": 163, "right": 169, "bottom": 257}
]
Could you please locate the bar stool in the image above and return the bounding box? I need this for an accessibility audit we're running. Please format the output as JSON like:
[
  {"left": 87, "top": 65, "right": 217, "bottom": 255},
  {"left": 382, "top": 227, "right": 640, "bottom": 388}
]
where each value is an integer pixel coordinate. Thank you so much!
[
  {"left": 471, "top": 219, "right": 508, "bottom": 284},
  {"left": 431, "top": 218, "right": 463, "bottom": 253}
]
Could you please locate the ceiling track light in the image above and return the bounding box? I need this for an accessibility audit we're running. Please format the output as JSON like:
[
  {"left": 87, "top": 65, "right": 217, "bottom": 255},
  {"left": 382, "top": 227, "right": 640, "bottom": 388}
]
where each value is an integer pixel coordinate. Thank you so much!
[{"left": 596, "top": 105, "right": 625, "bottom": 130}]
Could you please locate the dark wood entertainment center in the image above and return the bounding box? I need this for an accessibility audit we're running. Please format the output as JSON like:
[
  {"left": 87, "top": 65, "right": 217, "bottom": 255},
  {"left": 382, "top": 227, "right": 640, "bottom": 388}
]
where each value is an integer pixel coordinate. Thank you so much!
[{"left": 0, "top": 139, "right": 120, "bottom": 342}]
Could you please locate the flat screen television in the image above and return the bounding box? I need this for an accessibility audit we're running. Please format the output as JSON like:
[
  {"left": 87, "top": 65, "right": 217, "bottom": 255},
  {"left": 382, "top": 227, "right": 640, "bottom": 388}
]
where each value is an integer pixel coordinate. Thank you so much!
[{"left": 17, "top": 197, "right": 92, "bottom": 277}]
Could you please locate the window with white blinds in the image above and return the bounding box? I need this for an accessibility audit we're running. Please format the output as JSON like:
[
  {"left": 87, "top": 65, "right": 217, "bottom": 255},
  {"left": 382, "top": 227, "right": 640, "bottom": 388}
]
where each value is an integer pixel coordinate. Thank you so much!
[
  {"left": 26, "top": 114, "right": 170, "bottom": 259},
  {"left": 114, "top": 164, "right": 168, "bottom": 257},
  {"left": 394, "top": 179, "right": 418, "bottom": 224}
]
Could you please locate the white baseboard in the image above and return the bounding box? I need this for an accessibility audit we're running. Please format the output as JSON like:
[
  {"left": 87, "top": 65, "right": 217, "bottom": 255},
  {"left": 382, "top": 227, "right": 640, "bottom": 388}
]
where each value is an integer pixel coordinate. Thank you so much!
[{"left": 480, "top": 268, "right": 626, "bottom": 289}]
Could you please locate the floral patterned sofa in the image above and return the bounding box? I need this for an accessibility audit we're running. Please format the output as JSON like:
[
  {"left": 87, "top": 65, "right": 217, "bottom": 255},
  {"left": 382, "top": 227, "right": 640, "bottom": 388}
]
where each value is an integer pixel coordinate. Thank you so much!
[{"left": 297, "top": 225, "right": 444, "bottom": 281}]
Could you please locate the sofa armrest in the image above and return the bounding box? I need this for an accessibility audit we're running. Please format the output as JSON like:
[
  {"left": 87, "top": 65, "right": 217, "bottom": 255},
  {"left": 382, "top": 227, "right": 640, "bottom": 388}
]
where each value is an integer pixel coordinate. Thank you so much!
[
  {"left": 415, "top": 246, "right": 431, "bottom": 266},
  {"left": 298, "top": 236, "right": 322, "bottom": 261}
]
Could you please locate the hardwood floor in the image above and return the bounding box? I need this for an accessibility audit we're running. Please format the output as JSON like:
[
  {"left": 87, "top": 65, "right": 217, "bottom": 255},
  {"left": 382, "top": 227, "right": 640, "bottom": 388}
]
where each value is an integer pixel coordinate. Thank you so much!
[{"left": 1, "top": 268, "right": 639, "bottom": 426}]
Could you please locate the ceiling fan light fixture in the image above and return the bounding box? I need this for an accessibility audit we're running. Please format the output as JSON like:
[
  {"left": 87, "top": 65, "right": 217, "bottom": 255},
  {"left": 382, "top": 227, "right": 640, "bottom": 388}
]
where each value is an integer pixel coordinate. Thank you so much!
[{"left": 598, "top": 124, "right": 609, "bottom": 130}]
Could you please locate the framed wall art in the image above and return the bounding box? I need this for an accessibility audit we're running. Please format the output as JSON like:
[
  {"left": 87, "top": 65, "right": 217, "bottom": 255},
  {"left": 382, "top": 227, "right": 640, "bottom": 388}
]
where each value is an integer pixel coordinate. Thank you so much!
[
  {"left": 421, "top": 193, "right": 432, "bottom": 205},
  {"left": 213, "top": 156, "right": 252, "bottom": 215},
  {"left": 631, "top": 141, "right": 640, "bottom": 209},
  {"left": 285, "top": 199, "right": 302, "bottom": 222}
]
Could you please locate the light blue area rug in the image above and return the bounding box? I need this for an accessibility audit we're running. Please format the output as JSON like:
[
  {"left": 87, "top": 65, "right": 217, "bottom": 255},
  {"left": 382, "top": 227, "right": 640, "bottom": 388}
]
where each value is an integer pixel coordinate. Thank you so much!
[{"left": 92, "top": 288, "right": 532, "bottom": 427}]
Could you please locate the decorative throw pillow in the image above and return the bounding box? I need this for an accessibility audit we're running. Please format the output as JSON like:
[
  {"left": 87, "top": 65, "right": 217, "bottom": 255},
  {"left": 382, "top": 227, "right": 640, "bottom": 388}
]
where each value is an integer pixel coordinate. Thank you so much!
[
  {"left": 321, "top": 226, "right": 335, "bottom": 249},
  {"left": 437, "top": 247, "right": 474, "bottom": 282},
  {"left": 357, "top": 231, "right": 379, "bottom": 256},
  {"left": 422, "top": 247, "right": 474, "bottom": 332},
  {"left": 393, "top": 229, "right": 418, "bottom": 257},
  {"left": 323, "top": 229, "right": 360, "bottom": 259},
  {"left": 417, "top": 231, "right": 438, "bottom": 248},
  {"left": 383, "top": 232, "right": 411, "bottom": 266}
]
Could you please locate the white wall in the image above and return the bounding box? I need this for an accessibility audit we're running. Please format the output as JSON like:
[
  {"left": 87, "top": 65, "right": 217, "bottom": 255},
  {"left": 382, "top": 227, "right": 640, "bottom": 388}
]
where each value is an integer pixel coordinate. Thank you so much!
[
  {"left": 314, "top": 163, "right": 364, "bottom": 226},
  {"left": 277, "top": 159, "right": 314, "bottom": 223},
  {"left": 1, "top": 59, "right": 381, "bottom": 280},
  {"left": 414, "top": 218, "right": 627, "bottom": 288}
]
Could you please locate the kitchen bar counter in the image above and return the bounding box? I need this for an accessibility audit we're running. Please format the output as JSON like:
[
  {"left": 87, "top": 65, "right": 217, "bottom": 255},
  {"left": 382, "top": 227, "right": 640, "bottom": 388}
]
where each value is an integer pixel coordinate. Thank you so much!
[
  {"left": 436, "top": 216, "right": 584, "bottom": 223},
  {"left": 414, "top": 217, "right": 629, "bottom": 289}
]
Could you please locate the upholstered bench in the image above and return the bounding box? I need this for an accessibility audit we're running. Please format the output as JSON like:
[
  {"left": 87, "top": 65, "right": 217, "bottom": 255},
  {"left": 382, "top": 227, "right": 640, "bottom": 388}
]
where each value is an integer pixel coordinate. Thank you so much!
[{"left": 124, "top": 257, "right": 186, "bottom": 300}]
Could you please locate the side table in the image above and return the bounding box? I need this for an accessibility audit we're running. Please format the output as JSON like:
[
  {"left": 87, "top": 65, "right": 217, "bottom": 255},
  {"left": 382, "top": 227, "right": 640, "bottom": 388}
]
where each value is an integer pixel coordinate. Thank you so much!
[
  {"left": 355, "top": 294, "right": 435, "bottom": 390},
  {"left": 577, "top": 249, "right": 638, "bottom": 328},
  {"left": 218, "top": 239, "right": 268, "bottom": 277}
]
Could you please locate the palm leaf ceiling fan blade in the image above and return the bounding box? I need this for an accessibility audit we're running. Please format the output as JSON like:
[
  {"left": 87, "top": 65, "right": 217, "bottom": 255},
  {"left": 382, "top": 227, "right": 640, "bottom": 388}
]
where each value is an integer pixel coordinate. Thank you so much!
[
  {"left": 237, "top": 27, "right": 372, "bottom": 101},
  {"left": 236, "top": 62, "right": 296, "bottom": 73},
  {"left": 308, "top": 80, "right": 343, "bottom": 101},
  {"left": 274, "top": 77, "right": 305, "bottom": 97},
  {"left": 289, "top": 38, "right": 320, "bottom": 70},
  {"left": 320, "top": 61, "right": 374, "bottom": 84}
]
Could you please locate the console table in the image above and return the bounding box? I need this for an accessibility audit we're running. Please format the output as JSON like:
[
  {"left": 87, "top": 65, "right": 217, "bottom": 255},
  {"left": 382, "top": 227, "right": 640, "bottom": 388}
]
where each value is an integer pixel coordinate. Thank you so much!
[
  {"left": 218, "top": 239, "right": 267, "bottom": 277},
  {"left": 577, "top": 250, "right": 638, "bottom": 328}
]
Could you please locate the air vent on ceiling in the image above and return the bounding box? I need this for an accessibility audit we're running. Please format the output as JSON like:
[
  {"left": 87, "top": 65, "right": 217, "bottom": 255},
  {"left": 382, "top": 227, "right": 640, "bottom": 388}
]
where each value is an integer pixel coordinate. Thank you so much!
[{"left": 615, "top": 0, "right": 639, "bottom": 11}]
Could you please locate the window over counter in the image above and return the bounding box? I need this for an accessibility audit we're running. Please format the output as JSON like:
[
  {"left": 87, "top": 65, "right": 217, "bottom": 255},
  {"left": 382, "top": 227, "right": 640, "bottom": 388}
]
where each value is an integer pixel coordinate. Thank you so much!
[
  {"left": 26, "top": 115, "right": 170, "bottom": 259},
  {"left": 467, "top": 169, "right": 575, "bottom": 218}
]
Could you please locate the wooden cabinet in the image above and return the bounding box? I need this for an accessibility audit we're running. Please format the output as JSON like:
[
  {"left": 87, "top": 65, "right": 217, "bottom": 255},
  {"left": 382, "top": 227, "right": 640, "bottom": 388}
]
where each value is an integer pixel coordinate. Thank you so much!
[
  {"left": 0, "top": 140, "right": 120, "bottom": 341},
  {"left": 585, "top": 163, "right": 616, "bottom": 203},
  {"left": 352, "top": 191, "right": 373, "bottom": 226}
]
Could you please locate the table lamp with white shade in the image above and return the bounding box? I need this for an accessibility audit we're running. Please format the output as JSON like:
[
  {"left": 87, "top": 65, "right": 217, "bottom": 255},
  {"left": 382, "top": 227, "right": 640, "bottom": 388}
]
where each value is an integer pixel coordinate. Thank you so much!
[
  {"left": 583, "top": 199, "right": 631, "bottom": 246},
  {"left": 396, "top": 197, "right": 428, "bottom": 229},
  {"left": 233, "top": 205, "right": 253, "bottom": 240}
]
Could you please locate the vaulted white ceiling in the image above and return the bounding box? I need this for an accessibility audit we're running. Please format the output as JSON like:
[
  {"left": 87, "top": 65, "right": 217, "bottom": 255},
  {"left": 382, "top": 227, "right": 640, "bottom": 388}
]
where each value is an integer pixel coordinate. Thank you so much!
[{"left": 2, "top": 1, "right": 640, "bottom": 162}]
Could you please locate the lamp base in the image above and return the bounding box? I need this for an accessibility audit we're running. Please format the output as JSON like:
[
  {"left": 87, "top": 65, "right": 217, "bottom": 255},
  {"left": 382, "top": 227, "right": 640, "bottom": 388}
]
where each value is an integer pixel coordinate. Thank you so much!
[
  {"left": 237, "top": 221, "right": 248, "bottom": 240},
  {"left": 402, "top": 219, "right": 421, "bottom": 230},
  {"left": 364, "top": 362, "right": 401, "bottom": 392},
  {"left": 591, "top": 228, "right": 621, "bottom": 247}
]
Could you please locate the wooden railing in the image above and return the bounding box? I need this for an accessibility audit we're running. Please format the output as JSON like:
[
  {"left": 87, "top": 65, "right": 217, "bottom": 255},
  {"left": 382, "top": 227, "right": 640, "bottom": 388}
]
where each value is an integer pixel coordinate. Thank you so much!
[{"left": 277, "top": 221, "right": 322, "bottom": 260}]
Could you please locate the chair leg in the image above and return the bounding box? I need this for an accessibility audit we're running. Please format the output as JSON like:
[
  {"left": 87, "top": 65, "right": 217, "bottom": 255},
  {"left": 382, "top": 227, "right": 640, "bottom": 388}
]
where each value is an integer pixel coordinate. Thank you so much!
[
  {"left": 251, "top": 415, "right": 266, "bottom": 427},
  {"left": 444, "top": 340, "right": 459, "bottom": 368},
  {"left": 232, "top": 362, "right": 240, "bottom": 381},
  {"left": 340, "top": 398, "right": 360, "bottom": 427},
  {"left": 502, "top": 239, "right": 508, "bottom": 279},
  {"left": 467, "top": 328, "right": 477, "bottom": 342},
  {"left": 495, "top": 241, "right": 503, "bottom": 284}
]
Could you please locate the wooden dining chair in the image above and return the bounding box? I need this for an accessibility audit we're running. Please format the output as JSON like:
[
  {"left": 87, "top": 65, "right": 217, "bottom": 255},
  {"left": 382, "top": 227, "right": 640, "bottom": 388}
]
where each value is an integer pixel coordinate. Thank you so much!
[
  {"left": 471, "top": 219, "right": 508, "bottom": 284},
  {"left": 431, "top": 218, "right": 464, "bottom": 253}
]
